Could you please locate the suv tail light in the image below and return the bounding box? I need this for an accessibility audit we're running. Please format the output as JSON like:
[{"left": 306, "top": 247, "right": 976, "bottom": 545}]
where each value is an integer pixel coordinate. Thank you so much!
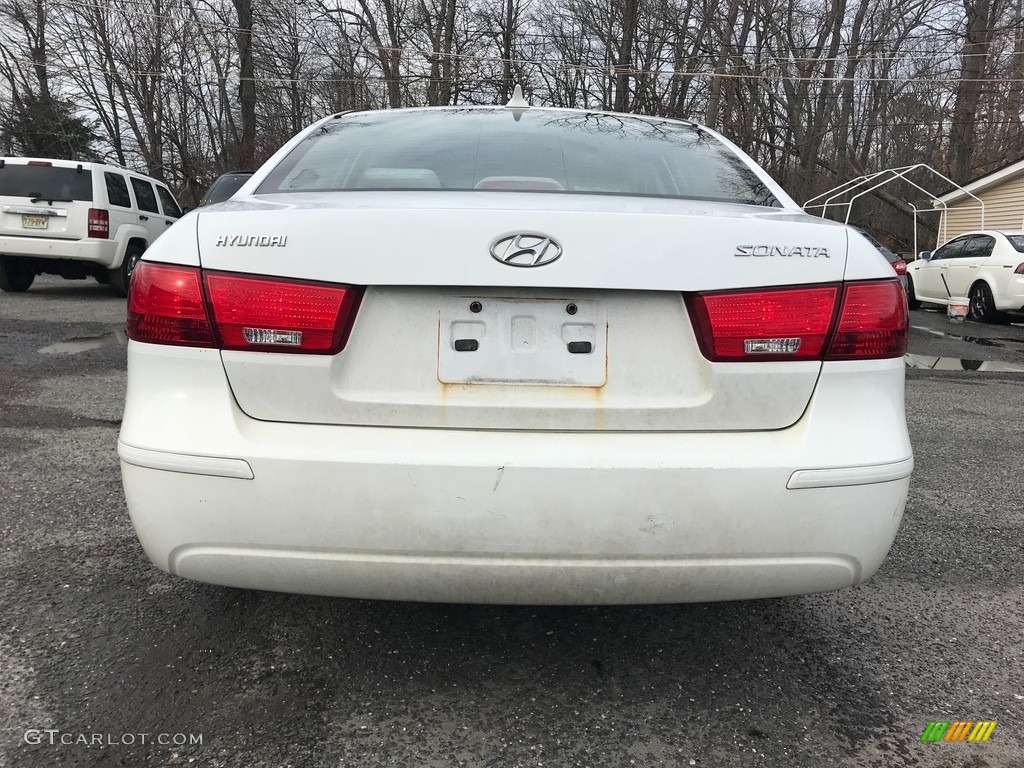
[
  {"left": 891, "top": 258, "right": 907, "bottom": 276},
  {"left": 687, "top": 279, "right": 907, "bottom": 362},
  {"left": 127, "top": 262, "right": 363, "bottom": 354},
  {"left": 87, "top": 208, "right": 109, "bottom": 238}
]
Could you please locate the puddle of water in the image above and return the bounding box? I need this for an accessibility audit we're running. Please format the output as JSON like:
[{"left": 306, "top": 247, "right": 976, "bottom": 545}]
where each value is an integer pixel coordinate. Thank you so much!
[
  {"left": 39, "top": 329, "right": 127, "bottom": 355},
  {"left": 904, "top": 354, "right": 1024, "bottom": 372},
  {"left": 910, "top": 325, "right": 1024, "bottom": 347},
  {"left": 959, "top": 336, "right": 1002, "bottom": 347}
]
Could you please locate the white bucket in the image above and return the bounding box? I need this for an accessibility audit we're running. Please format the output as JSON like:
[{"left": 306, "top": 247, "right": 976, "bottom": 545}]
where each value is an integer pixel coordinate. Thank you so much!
[{"left": 947, "top": 296, "right": 970, "bottom": 323}]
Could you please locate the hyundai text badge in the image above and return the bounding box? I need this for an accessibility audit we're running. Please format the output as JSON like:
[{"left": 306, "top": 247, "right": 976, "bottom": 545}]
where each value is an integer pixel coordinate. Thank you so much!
[
  {"left": 215, "top": 234, "right": 288, "bottom": 247},
  {"left": 490, "top": 233, "right": 562, "bottom": 267}
]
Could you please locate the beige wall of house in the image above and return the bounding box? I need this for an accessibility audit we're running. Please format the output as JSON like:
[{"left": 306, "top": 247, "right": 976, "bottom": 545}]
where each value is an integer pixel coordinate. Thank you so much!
[{"left": 938, "top": 172, "right": 1024, "bottom": 245}]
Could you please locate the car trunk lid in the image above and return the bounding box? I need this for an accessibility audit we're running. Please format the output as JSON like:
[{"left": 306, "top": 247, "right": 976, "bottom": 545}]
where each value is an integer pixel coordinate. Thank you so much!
[{"left": 196, "top": 193, "right": 848, "bottom": 431}]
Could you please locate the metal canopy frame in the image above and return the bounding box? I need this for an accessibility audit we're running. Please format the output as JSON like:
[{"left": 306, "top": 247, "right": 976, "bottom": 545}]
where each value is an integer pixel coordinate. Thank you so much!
[{"left": 802, "top": 164, "right": 985, "bottom": 256}]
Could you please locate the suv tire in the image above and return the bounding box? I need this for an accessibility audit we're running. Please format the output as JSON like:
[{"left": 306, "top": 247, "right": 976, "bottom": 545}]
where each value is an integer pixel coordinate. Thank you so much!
[
  {"left": 0, "top": 256, "right": 36, "bottom": 292},
  {"left": 110, "top": 245, "right": 144, "bottom": 297}
]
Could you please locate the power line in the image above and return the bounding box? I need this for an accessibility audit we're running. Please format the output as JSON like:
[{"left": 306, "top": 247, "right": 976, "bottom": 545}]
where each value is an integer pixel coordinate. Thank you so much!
[
  {"left": 15, "top": 52, "right": 1024, "bottom": 86},
  {"left": 38, "top": 0, "right": 1024, "bottom": 66}
]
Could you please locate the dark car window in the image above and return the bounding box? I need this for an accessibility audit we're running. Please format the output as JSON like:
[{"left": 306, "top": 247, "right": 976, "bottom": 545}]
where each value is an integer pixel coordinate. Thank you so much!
[
  {"left": 932, "top": 236, "right": 971, "bottom": 261},
  {"left": 854, "top": 227, "right": 896, "bottom": 260},
  {"left": 856, "top": 228, "right": 883, "bottom": 250},
  {"left": 0, "top": 164, "right": 93, "bottom": 201},
  {"left": 130, "top": 178, "right": 160, "bottom": 213},
  {"left": 1006, "top": 234, "right": 1024, "bottom": 253},
  {"left": 156, "top": 185, "right": 183, "bottom": 218},
  {"left": 961, "top": 235, "right": 995, "bottom": 259},
  {"left": 104, "top": 172, "right": 132, "bottom": 208},
  {"left": 199, "top": 172, "right": 253, "bottom": 206},
  {"left": 258, "top": 109, "right": 781, "bottom": 207}
]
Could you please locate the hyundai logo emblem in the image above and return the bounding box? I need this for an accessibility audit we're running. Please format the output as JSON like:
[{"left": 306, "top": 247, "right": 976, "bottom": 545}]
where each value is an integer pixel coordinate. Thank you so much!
[{"left": 490, "top": 233, "right": 562, "bottom": 267}]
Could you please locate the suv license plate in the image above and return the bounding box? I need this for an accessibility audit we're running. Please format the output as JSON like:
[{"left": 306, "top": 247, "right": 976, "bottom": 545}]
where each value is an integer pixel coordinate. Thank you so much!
[{"left": 22, "top": 214, "right": 47, "bottom": 229}]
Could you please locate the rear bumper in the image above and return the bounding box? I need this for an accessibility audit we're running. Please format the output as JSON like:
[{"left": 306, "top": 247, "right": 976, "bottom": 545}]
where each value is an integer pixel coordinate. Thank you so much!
[
  {"left": 119, "top": 344, "right": 912, "bottom": 604},
  {"left": 995, "top": 274, "right": 1024, "bottom": 312},
  {"left": 0, "top": 235, "right": 118, "bottom": 267}
]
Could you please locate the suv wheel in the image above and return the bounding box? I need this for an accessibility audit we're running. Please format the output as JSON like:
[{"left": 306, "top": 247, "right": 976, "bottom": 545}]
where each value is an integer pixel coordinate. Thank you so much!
[
  {"left": 0, "top": 256, "right": 36, "bottom": 292},
  {"left": 110, "top": 245, "right": 144, "bottom": 297}
]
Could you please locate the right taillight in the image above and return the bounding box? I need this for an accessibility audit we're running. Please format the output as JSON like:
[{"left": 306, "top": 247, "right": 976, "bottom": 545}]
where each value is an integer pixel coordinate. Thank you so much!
[
  {"left": 687, "top": 285, "right": 839, "bottom": 361},
  {"left": 687, "top": 279, "right": 907, "bottom": 362},
  {"left": 891, "top": 259, "right": 907, "bottom": 276},
  {"left": 87, "top": 208, "right": 109, "bottom": 238},
  {"left": 826, "top": 280, "right": 908, "bottom": 359},
  {"left": 126, "top": 261, "right": 364, "bottom": 354}
]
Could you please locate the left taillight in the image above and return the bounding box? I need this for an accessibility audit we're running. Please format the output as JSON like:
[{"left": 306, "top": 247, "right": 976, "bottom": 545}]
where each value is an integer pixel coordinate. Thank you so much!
[
  {"left": 126, "top": 262, "right": 364, "bottom": 354},
  {"left": 127, "top": 262, "right": 216, "bottom": 347},
  {"left": 203, "top": 272, "right": 363, "bottom": 354},
  {"left": 87, "top": 208, "right": 109, "bottom": 238},
  {"left": 891, "top": 258, "right": 907, "bottom": 276}
]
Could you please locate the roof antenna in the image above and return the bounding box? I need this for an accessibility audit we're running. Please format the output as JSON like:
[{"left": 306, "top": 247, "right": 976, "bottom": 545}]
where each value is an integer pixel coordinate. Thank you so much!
[
  {"left": 505, "top": 84, "right": 530, "bottom": 121},
  {"left": 505, "top": 84, "right": 530, "bottom": 109}
]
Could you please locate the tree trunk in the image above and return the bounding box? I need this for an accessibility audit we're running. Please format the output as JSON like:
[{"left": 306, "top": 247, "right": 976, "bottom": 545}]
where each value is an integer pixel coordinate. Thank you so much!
[
  {"left": 232, "top": 0, "right": 256, "bottom": 168},
  {"left": 613, "top": 0, "right": 639, "bottom": 112},
  {"left": 950, "top": 0, "right": 1004, "bottom": 182}
]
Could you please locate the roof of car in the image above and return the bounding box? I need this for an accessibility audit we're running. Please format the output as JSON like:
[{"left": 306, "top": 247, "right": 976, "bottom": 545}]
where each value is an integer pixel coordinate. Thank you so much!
[
  {"left": 329, "top": 104, "right": 701, "bottom": 129},
  {"left": 0, "top": 157, "right": 165, "bottom": 181},
  {"left": 949, "top": 229, "right": 1024, "bottom": 237}
]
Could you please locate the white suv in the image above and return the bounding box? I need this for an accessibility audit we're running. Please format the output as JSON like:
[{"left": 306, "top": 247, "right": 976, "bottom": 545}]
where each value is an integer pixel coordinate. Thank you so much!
[{"left": 0, "top": 157, "right": 184, "bottom": 296}]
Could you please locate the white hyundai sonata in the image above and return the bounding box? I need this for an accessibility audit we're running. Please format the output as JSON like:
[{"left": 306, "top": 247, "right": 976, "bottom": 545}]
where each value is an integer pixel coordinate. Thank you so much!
[{"left": 119, "top": 105, "right": 912, "bottom": 605}]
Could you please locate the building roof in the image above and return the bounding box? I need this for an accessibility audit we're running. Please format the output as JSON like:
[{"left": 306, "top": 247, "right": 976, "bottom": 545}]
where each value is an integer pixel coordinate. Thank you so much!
[{"left": 937, "top": 155, "right": 1024, "bottom": 205}]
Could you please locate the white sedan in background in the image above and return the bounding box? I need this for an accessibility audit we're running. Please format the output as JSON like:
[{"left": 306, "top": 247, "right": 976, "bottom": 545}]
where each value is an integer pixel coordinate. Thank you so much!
[
  {"left": 119, "top": 103, "right": 911, "bottom": 605},
  {"left": 906, "top": 229, "right": 1024, "bottom": 322}
]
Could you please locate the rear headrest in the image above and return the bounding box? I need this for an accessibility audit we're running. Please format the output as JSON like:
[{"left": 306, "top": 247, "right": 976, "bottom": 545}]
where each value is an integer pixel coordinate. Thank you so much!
[
  {"left": 475, "top": 176, "right": 565, "bottom": 191},
  {"left": 355, "top": 168, "right": 442, "bottom": 189}
]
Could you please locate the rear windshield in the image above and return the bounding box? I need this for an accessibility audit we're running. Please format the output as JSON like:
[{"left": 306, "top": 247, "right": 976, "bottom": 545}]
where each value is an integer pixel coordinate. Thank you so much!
[
  {"left": 258, "top": 109, "right": 780, "bottom": 206},
  {"left": 1006, "top": 234, "right": 1024, "bottom": 253},
  {"left": 0, "top": 164, "right": 93, "bottom": 202}
]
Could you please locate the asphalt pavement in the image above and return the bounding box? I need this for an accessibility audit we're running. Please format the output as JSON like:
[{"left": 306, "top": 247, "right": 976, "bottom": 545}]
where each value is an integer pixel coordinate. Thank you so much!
[{"left": 1, "top": 276, "right": 1022, "bottom": 768}]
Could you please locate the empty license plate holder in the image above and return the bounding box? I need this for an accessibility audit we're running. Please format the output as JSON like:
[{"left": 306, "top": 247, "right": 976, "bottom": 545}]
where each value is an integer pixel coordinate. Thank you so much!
[{"left": 438, "top": 297, "right": 607, "bottom": 386}]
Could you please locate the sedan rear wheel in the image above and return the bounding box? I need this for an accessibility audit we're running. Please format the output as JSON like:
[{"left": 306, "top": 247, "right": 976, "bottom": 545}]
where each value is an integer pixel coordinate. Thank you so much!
[
  {"left": 968, "top": 282, "right": 1001, "bottom": 323},
  {"left": 905, "top": 275, "right": 921, "bottom": 310},
  {"left": 0, "top": 256, "right": 35, "bottom": 292}
]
